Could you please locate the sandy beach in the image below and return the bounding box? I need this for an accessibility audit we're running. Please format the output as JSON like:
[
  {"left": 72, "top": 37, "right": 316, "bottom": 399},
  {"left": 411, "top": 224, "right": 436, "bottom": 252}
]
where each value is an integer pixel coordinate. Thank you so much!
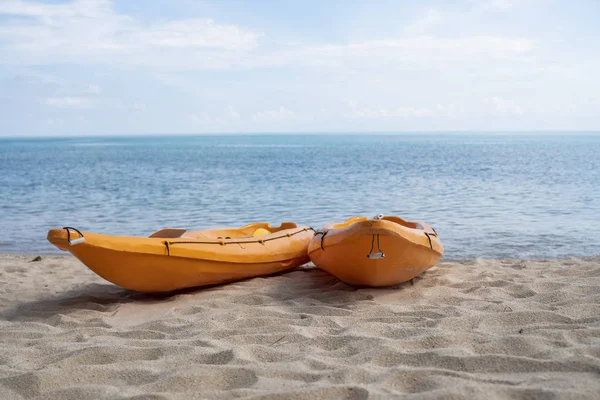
[{"left": 1, "top": 254, "right": 599, "bottom": 399}]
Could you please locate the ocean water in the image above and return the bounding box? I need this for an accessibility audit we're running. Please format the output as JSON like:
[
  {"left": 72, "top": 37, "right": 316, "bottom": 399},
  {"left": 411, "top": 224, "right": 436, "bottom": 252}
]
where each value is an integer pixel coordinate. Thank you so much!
[{"left": 1, "top": 133, "right": 599, "bottom": 259}]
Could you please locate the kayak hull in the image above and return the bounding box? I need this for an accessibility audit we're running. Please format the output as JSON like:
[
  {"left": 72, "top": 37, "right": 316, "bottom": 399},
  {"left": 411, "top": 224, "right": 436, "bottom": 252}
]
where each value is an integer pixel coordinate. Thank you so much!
[
  {"left": 308, "top": 216, "right": 443, "bottom": 287},
  {"left": 48, "top": 223, "right": 312, "bottom": 292}
]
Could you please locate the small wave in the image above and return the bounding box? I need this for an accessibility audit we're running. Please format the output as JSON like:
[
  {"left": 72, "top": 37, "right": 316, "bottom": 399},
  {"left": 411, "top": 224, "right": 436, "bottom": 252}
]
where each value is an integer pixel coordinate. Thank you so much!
[
  {"left": 70, "top": 142, "right": 126, "bottom": 147},
  {"left": 215, "top": 144, "right": 309, "bottom": 148}
]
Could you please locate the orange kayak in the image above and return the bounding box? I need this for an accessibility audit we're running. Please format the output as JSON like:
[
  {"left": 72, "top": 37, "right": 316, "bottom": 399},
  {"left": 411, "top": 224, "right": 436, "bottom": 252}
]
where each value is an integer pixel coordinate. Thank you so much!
[
  {"left": 47, "top": 223, "right": 313, "bottom": 292},
  {"left": 308, "top": 215, "right": 443, "bottom": 287}
]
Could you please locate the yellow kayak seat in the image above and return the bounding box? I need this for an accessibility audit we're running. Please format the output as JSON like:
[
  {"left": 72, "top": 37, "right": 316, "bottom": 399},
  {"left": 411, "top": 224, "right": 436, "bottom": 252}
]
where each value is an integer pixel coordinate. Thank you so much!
[{"left": 252, "top": 228, "right": 272, "bottom": 237}]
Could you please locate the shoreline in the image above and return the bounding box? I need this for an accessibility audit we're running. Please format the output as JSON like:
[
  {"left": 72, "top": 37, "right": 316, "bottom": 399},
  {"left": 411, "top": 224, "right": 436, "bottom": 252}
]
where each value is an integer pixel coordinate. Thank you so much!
[{"left": 1, "top": 253, "right": 599, "bottom": 398}]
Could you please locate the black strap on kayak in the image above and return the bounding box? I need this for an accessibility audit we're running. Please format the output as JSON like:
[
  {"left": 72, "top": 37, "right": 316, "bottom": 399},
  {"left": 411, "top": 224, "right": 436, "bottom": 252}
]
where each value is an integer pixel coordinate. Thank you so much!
[
  {"left": 314, "top": 230, "right": 328, "bottom": 250},
  {"left": 165, "top": 227, "right": 313, "bottom": 248},
  {"left": 63, "top": 227, "right": 84, "bottom": 244},
  {"left": 424, "top": 232, "right": 433, "bottom": 249}
]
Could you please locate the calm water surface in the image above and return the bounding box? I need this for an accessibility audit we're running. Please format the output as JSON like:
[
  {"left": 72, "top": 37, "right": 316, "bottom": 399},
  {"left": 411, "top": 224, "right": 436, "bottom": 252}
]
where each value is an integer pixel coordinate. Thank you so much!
[{"left": 1, "top": 133, "right": 599, "bottom": 259}]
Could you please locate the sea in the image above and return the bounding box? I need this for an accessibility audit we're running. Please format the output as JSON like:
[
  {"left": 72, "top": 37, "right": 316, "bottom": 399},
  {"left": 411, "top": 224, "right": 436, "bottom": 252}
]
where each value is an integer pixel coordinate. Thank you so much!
[{"left": 0, "top": 133, "right": 598, "bottom": 259}]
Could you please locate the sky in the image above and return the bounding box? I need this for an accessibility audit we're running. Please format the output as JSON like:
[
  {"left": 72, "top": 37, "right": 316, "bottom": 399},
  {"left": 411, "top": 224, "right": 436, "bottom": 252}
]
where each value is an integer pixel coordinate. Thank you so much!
[{"left": 0, "top": 0, "right": 599, "bottom": 136}]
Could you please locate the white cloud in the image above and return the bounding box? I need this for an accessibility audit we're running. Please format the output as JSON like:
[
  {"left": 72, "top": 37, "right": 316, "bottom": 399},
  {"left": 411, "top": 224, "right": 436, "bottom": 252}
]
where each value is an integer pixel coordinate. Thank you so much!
[
  {"left": 137, "top": 19, "right": 260, "bottom": 50},
  {"left": 436, "top": 104, "right": 460, "bottom": 118},
  {"left": 345, "top": 106, "right": 434, "bottom": 119},
  {"left": 133, "top": 102, "right": 145, "bottom": 111},
  {"left": 46, "top": 117, "right": 64, "bottom": 127},
  {"left": 86, "top": 84, "right": 102, "bottom": 94},
  {"left": 189, "top": 112, "right": 211, "bottom": 124},
  {"left": 320, "top": 35, "right": 532, "bottom": 59},
  {"left": 0, "top": 0, "right": 113, "bottom": 19},
  {"left": 0, "top": 0, "right": 261, "bottom": 68},
  {"left": 343, "top": 100, "right": 460, "bottom": 120},
  {"left": 486, "top": 96, "right": 525, "bottom": 115},
  {"left": 0, "top": 1, "right": 533, "bottom": 71},
  {"left": 45, "top": 96, "right": 92, "bottom": 108},
  {"left": 2, "top": 0, "right": 597, "bottom": 134},
  {"left": 247, "top": 35, "right": 534, "bottom": 72},
  {"left": 483, "top": 0, "right": 514, "bottom": 10},
  {"left": 228, "top": 106, "right": 241, "bottom": 121},
  {"left": 403, "top": 8, "right": 444, "bottom": 35},
  {"left": 252, "top": 106, "right": 295, "bottom": 122}
]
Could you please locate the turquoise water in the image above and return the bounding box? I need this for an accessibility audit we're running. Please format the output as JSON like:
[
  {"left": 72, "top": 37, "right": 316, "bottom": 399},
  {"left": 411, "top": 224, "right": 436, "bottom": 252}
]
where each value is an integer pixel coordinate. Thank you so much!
[{"left": 1, "top": 133, "right": 599, "bottom": 259}]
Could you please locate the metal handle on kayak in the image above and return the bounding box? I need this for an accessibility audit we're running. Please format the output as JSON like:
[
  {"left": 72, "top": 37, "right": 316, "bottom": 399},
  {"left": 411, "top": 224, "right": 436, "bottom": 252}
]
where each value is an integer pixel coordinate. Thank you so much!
[
  {"left": 367, "top": 234, "right": 385, "bottom": 259},
  {"left": 367, "top": 252, "right": 385, "bottom": 259},
  {"left": 64, "top": 227, "right": 86, "bottom": 246}
]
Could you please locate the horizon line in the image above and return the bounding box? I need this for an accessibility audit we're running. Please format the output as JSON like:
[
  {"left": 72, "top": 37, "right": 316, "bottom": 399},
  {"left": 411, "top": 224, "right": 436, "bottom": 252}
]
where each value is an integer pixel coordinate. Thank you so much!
[{"left": 2, "top": 130, "right": 600, "bottom": 140}]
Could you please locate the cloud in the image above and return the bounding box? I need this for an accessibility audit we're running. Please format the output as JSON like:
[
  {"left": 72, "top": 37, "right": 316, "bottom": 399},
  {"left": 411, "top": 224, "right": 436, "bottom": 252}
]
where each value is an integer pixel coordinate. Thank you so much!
[
  {"left": 483, "top": 0, "right": 514, "bottom": 10},
  {"left": 0, "top": 0, "right": 261, "bottom": 68},
  {"left": 344, "top": 105, "right": 460, "bottom": 120},
  {"left": 403, "top": 8, "right": 444, "bottom": 35},
  {"left": 252, "top": 106, "right": 295, "bottom": 122},
  {"left": 485, "top": 96, "right": 524, "bottom": 115},
  {"left": 315, "top": 35, "right": 532, "bottom": 59},
  {"left": 189, "top": 112, "right": 211, "bottom": 124},
  {"left": 45, "top": 96, "right": 92, "bottom": 108},
  {"left": 46, "top": 117, "right": 64, "bottom": 127},
  {"left": 347, "top": 107, "right": 433, "bottom": 119},
  {"left": 246, "top": 35, "right": 534, "bottom": 72},
  {"left": 0, "top": 0, "right": 534, "bottom": 71},
  {"left": 3, "top": 0, "right": 594, "bottom": 134},
  {"left": 137, "top": 19, "right": 260, "bottom": 51},
  {"left": 86, "top": 84, "right": 102, "bottom": 94},
  {"left": 228, "top": 106, "right": 241, "bottom": 121},
  {"left": 436, "top": 104, "right": 460, "bottom": 118},
  {"left": 341, "top": 100, "right": 462, "bottom": 120},
  {"left": 0, "top": 0, "right": 112, "bottom": 19}
]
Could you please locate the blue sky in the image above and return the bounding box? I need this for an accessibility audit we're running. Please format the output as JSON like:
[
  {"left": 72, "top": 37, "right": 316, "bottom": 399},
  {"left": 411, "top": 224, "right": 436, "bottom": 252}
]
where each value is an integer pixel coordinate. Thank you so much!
[{"left": 0, "top": 0, "right": 599, "bottom": 136}]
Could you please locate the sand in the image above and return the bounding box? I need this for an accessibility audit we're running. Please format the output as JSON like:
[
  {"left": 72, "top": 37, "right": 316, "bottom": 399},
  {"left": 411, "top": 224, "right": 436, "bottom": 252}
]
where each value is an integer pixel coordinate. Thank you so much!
[{"left": 1, "top": 254, "right": 599, "bottom": 399}]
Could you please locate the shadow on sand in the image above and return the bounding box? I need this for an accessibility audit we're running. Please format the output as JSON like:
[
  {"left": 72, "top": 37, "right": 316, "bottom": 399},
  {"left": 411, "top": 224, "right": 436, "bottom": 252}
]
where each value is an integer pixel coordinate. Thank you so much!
[{"left": 2, "top": 265, "right": 423, "bottom": 323}]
